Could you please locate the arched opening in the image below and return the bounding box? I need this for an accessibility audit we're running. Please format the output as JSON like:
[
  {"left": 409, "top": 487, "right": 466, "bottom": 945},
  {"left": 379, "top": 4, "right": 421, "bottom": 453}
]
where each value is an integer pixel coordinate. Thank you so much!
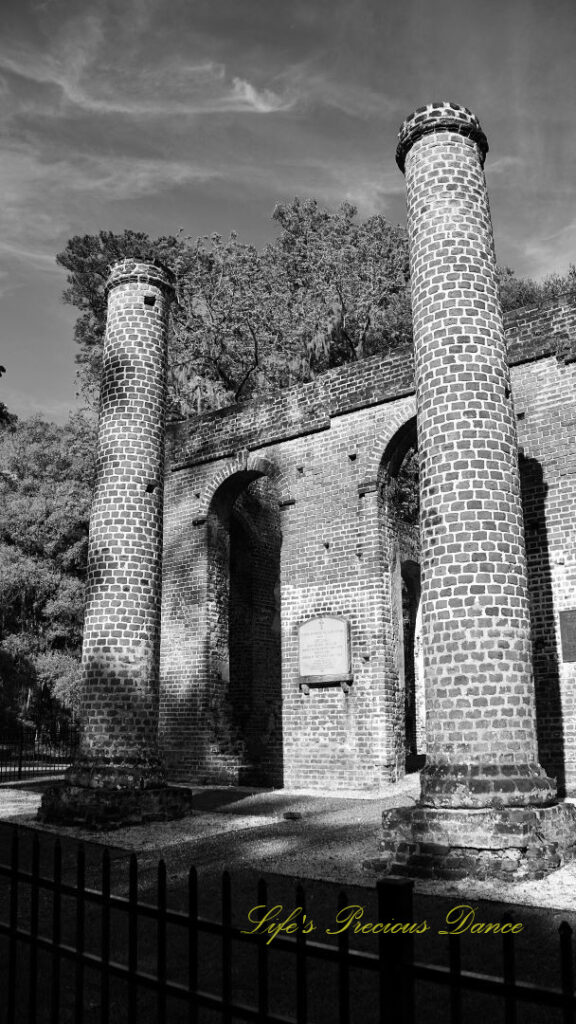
[
  {"left": 206, "top": 470, "right": 283, "bottom": 787},
  {"left": 377, "top": 418, "right": 424, "bottom": 775},
  {"left": 402, "top": 559, "right": 424, "bottom": 769}
]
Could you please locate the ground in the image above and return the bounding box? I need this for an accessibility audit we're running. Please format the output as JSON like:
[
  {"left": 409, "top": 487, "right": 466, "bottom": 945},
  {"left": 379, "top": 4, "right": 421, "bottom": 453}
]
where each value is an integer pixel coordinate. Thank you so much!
[{"left": 2, "top": 775, "right": 576, "bottom": 1022}]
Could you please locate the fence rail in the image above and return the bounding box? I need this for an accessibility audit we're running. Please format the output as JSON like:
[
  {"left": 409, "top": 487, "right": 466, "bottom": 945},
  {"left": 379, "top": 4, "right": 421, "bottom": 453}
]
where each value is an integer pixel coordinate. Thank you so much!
[
  {"left": 0, "top": 726, "right": 79, "bottom": 782},
  {"left": 0, "top": 826, "right": 575, "bottom": 1023}
]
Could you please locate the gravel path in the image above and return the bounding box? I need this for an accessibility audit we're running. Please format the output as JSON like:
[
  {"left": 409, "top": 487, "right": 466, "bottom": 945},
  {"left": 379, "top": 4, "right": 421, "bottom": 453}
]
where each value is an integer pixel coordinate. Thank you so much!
[{"left": 3, "top": 775, "right": 576, "bottom": 913}]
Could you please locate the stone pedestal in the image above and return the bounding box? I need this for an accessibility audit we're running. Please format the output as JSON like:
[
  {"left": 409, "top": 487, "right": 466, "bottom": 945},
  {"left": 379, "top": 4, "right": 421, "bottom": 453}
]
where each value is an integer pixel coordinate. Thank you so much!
[
  {"left": 378, "top": 102, "right": 576, "bottom": 879},
  {"left": 380, "top": 802, "right": 576, "bottom": 881},
  {"left": 40, "top": 260, "right": 193, "bottom": 827}
]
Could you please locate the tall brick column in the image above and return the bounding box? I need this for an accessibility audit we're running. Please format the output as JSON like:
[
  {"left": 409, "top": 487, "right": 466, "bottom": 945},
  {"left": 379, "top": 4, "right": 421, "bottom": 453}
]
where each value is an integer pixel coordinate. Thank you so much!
[
  {"left": 378, "top": 104, "right": 576, "bottom": 880},
  {"left": 40, "top": 259, "right": 192, "bottom": 827}
]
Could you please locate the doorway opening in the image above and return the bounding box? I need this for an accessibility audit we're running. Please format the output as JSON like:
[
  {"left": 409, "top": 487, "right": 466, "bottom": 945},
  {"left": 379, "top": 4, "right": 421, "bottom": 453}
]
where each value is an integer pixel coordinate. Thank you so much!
[{"left": 206, "top": 472, "right": 282, "bottom": 786}]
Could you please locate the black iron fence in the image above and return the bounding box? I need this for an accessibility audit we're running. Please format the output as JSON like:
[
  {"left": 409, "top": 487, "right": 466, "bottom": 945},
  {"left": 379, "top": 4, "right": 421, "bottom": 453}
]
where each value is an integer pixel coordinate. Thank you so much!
[
  {"left": 0, "top": 827, "right": 575, "bottom": 1023},
  {"left": 0, "top": 725, "right": 79, "bottom": 782}
]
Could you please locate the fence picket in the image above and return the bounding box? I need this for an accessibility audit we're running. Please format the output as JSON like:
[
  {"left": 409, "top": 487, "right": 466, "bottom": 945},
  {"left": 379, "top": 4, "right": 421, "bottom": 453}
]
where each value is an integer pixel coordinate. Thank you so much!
[
  {"left": 337, "top": 890, "right": 350, "bottom": 1024},
  {"left": 100, "top": 848, "right": 111, "bottom": 1024},
  {"left": 188, "top": 865, "right": 198, "bottom": 1021},
  {"left": 75, "top": 844, "right": 86, "bottom": 1024},
  {"left": 449, "top": 934, "right": 462, "bottom": 1024},
  {"left": 6, "top": 828, "right": 18, "bottom": 1024},
  {"left": 502, "top": 914, "right": 517, "bottom": 1024},
  {"left": 127, "top": 852, "right": 138, "bottom": 1024},
  {"left": 559, "top": 920, "right": 574, "bottom": 1024},
  {"left": 157, "top": 859, "right": 167, "bottom": 1024},
  {"left": 377, "top": 877, "right": 414, "bottom": 1024},
  {"left": 50, "top": 839, "right": 62, "bottom": 1024},
  {"left": 222, "top": 870, "right": 233, "bottom": 1024},
  {"left": 27, "top": 834, "right": 40, "bottom": 1024},
  {"left": 295, "top": 882, "right": 307, "bottom": 1024},
  {"left": 257, "top": 878, "right": 269, "bottom": 1022}
]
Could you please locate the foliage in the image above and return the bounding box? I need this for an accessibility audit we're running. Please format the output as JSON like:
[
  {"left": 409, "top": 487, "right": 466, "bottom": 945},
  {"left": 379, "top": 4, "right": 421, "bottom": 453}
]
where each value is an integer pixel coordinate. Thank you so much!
[
  {"left": 0, "top": 413, "right": 96, "bottom": 729},
  {"left": 55, "top": 229, "right": 184, "bottom": 407},
  {"left": 498, "top": 264, "right": 576, "bottom": 313},
  {"left": 388, "top": 447, "right": 420, "bottom": 526},
  {"left": 56, "top": 207, "right": 576, "bottom": 416},
  {"left": 56, "top": 202, "right": 412, "bottom": 416}
]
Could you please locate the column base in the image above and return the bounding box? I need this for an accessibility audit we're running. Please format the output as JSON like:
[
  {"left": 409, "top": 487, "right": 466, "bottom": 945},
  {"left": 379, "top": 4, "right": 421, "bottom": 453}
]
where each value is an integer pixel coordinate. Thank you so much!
[
  {"left": 370, "top": 801, "right": 576, "bottom": 881},
  {"left": 419, "top": 762, "right": 556, "bottom": 808},
  {"left": 38, "top": 782, "right": 194, "bottom": 830}
]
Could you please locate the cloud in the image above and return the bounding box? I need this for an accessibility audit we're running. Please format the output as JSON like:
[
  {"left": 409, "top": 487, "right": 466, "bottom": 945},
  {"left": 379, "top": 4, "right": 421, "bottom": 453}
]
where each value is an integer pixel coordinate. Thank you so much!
[
  {"left": 486, "top": 155, "right": 523, "bottom": 176},
  {"left": 226, "top": 153, "right": 403, "bottom": 217},
  {"left": 0, "top": 138, "right": 226, "bottom": 286},
  {"left": 519, "top": 219, "right": 576, "bottom": 278},
  {"left": 275, "top": 64, "right": 403, "bottom": 120},
  {"left": 0, "top": 34, "right": 294, "bottom": 120},
  {"left": 229, "top": 77, "right": 294, "bottom": 113}
]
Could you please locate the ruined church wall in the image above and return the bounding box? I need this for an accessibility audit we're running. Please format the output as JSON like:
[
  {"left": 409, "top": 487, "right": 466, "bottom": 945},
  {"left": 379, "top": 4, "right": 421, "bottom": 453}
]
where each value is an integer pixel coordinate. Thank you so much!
[
  {"left": 160, "top": 295, "right": 576, "bottom": 793},
  {"left": 508, "top": 298, "right": 576, "bottom": 793},
  {"left": 161, "top": 355, "right": 418, "bottom": 790}
]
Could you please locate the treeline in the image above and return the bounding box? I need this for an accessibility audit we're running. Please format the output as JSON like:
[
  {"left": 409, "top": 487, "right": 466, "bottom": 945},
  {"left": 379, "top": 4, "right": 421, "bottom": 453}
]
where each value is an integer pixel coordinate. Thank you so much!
[
  {"left": 0, "top": 414, "right": 95, "bottom": 733},
  {"left": 1, "top": 198, "right": 575, "bottom": 731}
]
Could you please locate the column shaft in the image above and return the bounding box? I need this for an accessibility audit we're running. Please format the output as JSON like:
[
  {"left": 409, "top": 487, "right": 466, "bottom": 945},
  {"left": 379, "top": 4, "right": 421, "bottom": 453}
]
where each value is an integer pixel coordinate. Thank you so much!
[
  {"left": 39, "top": 260, "right": 194, "bottom": 825},
  {"left": 71, "top": 260, "right": 174, "bottom": 786}
]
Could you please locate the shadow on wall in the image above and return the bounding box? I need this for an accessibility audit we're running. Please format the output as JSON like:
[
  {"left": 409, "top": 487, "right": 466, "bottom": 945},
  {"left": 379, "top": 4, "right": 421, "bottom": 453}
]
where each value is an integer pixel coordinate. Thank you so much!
[
  {"left": 206, "top": 472, "right": 283, "bottom": 788},
  {"left": 377, "top": 416, "right": 422, "bottom": 779},
  {"left": 520, "top": 454, "right": 566, "bottom": 795}
]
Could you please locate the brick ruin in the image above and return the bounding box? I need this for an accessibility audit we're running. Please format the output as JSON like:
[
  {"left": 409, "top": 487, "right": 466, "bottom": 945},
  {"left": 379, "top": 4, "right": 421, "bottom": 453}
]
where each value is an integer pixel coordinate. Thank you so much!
[
  {"left": 40, "top": 261, "right": 192, "bottom": 826},
  {"left": 161, "top": 103, "right": 576, "bottom": 877},
  {"left": 163, "top": 286, "right": 576, "bottom": 793},
  {"left": 40, "top": 102, "right": 576, "bottom": 875}
]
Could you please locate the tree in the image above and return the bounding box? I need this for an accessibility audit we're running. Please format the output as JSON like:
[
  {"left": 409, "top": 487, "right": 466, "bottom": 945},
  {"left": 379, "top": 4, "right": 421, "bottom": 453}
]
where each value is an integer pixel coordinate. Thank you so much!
[
  {"left": 498, "top": 264, "right": 576, "bottom": 313},
  {"left": 56, "top": 203, "right": 412, "bottom": 416},
  {"left": 56, "top": 229, "right": 185, "bottom": 407},
  {"left": 270, "top": 199, "right": 412, "bottom": 369},
  {"left": 0, "top": 413, "right": 96, "bottom": 730},
  {"left": 0, "top": 365, "right": 18, "bottom": 429}
]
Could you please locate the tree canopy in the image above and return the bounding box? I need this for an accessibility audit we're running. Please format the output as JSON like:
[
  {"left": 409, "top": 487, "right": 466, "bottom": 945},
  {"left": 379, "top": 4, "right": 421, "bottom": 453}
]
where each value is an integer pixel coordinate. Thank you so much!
[
  {"left": 56, "top": 200, "right": 412, "bottom": 416},
  {"left": 56, "top": 201, "right": 576, "bottom": 419},
  {"left": 0, "top": 412, "right": 96, "bottom": 731}
]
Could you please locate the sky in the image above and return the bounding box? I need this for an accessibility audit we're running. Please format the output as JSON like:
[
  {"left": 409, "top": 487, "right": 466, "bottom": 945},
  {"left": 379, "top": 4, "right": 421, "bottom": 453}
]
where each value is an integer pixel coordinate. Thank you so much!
[{"left": 1, "top": 0, "right": 575, "bottom": 422}]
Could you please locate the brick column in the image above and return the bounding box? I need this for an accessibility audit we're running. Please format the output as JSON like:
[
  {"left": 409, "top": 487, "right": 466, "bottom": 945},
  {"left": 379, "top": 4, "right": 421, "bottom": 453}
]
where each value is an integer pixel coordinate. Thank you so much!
[
  {"left": 378, "top": 104, "right": 576, "bottom": 880},
  {"left": 40, "top": 259, "right": 193, "bottom": 826},
  {"left": 400, "top": 102, "right": 553, "bottom": 808}
]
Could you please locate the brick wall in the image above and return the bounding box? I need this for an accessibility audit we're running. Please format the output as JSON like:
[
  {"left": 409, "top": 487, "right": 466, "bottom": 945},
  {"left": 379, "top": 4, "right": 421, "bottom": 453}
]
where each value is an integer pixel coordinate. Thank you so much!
[{"left": 161, "top": 285, "right": 576, "bottom": 793}]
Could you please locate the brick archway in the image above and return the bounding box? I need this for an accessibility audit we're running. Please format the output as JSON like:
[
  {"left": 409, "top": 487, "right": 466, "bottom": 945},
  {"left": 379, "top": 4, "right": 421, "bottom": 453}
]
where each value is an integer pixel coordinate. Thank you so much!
[
  {"left": 360, "top": 396, "right": 417, "bottom": 488},
  {"left": 198, "top": 451, "right": 293, "bottom": 520},
  {"left": 204, "top": 456, "right": 284, "bottom": 787}
]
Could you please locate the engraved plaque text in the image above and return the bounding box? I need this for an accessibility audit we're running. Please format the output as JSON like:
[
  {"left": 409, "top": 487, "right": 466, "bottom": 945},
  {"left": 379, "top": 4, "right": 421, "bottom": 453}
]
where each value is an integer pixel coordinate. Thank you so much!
[{"left": 298, "top": 616, "right": 351, "bottom": 682}]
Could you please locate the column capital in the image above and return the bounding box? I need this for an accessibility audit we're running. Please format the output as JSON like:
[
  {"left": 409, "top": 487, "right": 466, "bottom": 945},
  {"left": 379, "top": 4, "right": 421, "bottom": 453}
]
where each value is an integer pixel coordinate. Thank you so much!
[
  {"left": 396, "top": 101, "right": 488, "bottom": 173},
  {"left": 105, "top": 258, "right": 175, "bottom": 297}
]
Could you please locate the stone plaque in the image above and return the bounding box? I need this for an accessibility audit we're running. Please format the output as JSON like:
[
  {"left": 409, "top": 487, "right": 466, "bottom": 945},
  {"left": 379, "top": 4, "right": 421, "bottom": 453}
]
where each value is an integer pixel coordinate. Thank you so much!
[
  {"left": 560, "top": 610, "right": 576, "bottom": 663},
  {"left": 298, "top": 616, "right": 351, "bottom": 682}
]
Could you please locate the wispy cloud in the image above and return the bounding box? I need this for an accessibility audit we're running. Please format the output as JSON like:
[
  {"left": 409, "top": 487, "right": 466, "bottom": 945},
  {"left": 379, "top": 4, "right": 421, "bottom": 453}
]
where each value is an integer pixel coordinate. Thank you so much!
[
  {"left": 519, "top": 219, "right": 576, "bottom": 277},
  {"left": 0, "top": 138, "right": 227, "bottom": 283},
  {"left": 275, "top": 64, "right": 402, "bottom": 120},
  {"left": 486, "top": 155, "right": 523, "bottom": 176},
  {"left": 229, "top": 77, "right": 293, "bottom": 114},
  {"left": 0, "top": 30, "right": 294, "bottom": 120}
]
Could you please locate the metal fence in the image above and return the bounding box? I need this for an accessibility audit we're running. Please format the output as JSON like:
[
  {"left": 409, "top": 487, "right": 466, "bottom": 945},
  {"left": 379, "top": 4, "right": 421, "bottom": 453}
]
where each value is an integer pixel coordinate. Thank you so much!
[
  {"left": 0, "top": 725, "right": 79, "bottom": 783},
  {"left": 0, "top": 827, "right": 575, "bottom": 1023}
]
